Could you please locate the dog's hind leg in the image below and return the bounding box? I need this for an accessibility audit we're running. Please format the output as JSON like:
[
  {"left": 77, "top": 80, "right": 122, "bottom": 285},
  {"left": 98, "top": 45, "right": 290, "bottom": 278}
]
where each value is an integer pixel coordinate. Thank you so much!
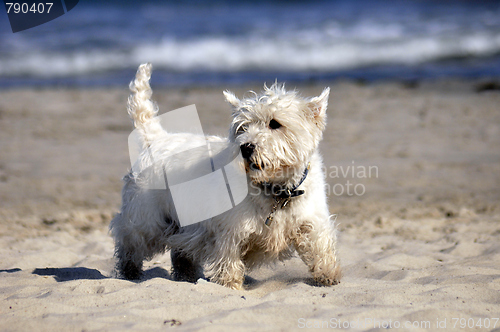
[
  {"left": 170, "top": 249, "right": 204, "bottom": 283},
  {"left": 118, "top": 255, "right": 143, "bottom": 280},
  {"left": 114, "top": 237, "right": 144, "bottom": 280},
  {"left": 110, "top": 212, "right": 147, "bottom": 280}
]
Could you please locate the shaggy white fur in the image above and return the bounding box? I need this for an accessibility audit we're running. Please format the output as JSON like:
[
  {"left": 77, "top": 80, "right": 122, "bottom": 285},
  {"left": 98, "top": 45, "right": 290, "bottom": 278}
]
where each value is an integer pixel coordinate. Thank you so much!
[{"left": 110, "top": 63, "right": 341, "bottom": 289}]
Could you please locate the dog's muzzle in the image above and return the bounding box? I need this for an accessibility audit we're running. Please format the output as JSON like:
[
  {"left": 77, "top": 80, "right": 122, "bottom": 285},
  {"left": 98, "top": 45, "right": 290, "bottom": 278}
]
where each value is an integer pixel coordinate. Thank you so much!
[
  {"left": 240, "top": 143, "right": 264, "bottom": 171},
  {"left": 240, "top": 143, "right": 255, "bottom": 161}
]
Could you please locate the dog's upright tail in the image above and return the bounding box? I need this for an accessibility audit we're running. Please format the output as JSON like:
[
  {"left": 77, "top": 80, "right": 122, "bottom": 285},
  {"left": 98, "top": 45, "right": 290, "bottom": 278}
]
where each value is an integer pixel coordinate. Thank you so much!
[{"left": 127, "top": 63, "right": 164, "bottom": 146}]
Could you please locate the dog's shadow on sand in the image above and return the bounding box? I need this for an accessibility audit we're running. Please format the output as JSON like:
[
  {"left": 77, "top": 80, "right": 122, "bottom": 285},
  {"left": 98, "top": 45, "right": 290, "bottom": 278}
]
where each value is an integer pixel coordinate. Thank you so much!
[
  {"left": 244, "top": 275, "right": 322, "bottom": 290},
  {"left": 32, "top": 267, "right": 108, "bottom": 282},
  {"left": 141, "top": 267, "right": 172, "bottom": 280},
  {"left": 31, "top": 267, "right": 318, "bottom": 289},
  {"left": 32, "top": 267, "right": 172, "bottom": 282}
]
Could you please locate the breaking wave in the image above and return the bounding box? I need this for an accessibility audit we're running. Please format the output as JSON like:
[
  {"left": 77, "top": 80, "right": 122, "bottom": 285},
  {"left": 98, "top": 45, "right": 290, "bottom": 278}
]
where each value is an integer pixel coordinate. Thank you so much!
[{"left": 1, "top": 31, "right": 500, "bottom": 77}]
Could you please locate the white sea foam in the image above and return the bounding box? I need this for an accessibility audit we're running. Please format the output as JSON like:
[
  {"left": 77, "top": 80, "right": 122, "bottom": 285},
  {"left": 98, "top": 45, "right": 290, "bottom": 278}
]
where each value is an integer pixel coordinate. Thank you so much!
[{"left": 1, "top": 30, "right": 500, "bottom": 77}]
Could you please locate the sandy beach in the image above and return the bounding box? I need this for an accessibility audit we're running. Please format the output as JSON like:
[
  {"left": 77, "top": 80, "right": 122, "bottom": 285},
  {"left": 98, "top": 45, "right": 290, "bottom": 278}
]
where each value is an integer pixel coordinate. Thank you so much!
[{"left": 0, "top": 81, "right": 499, "bottom": 331}]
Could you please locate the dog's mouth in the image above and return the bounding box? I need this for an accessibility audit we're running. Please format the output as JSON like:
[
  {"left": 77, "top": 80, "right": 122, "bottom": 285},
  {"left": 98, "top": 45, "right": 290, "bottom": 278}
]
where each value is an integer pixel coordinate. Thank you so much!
[{"left": 245, "top": 161, "right": 265, "bottom": 172}]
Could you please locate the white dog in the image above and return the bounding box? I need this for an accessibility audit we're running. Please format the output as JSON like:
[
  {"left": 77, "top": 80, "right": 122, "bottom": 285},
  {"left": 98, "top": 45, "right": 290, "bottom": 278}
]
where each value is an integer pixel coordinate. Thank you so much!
[{"left": 110, "top": 63, "right": 341, "bottom": 289}]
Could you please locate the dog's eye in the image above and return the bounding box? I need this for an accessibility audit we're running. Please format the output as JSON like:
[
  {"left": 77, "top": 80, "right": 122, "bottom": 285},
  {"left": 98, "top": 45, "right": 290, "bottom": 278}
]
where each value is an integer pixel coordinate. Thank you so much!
[
  {"left": 236, "top": 124, "right": 247, "bottom": 135},
  {"left": 269, "top": 119, "right": 282, "bottom": 130}
]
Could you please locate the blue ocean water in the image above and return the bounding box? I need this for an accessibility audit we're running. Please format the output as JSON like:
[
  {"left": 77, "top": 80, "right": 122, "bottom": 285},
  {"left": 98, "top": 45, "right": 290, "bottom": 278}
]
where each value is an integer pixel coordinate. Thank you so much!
[{"left": 1, "top": 0, "right": 500, "bottom": 87}]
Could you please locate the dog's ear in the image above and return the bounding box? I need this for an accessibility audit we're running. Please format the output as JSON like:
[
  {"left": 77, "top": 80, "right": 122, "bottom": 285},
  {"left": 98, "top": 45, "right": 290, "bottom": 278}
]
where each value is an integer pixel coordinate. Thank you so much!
[
  {"left": 307, "top": 87, "right": 330, "bottom": 118},
  {"left": 223, "top": 90, "right": 241, "bottom": 108}
]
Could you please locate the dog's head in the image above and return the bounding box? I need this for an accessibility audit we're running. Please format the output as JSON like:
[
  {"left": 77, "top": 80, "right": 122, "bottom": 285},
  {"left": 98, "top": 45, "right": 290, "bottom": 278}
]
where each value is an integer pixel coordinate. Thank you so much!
[{"left": 224, "top": 83, "right": 329, "bottom": 185}]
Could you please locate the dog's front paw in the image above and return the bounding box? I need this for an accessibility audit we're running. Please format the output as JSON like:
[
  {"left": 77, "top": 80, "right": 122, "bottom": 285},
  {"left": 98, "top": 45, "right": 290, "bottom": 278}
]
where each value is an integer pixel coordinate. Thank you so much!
[
  {"left": 312, "top": 264, "right": 341, "bottom": 286},
  {"left": 225, "top": 280, "right": 244, "bottom": 290},
  {"left": 210, "top": 272, "right": 244, "bottom": 290},
  {"left": 314, "top": 274, "right": 340, "bottom": 286},
  {"left": 211, "top": 276, "right": 244, "bottom": 290}
]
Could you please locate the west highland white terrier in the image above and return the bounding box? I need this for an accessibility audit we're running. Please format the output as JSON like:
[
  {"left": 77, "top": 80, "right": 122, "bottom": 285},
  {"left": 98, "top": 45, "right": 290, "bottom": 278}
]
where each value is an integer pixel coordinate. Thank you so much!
[{"left": 110, "top": 63, "right": 341, "bottom": 289}]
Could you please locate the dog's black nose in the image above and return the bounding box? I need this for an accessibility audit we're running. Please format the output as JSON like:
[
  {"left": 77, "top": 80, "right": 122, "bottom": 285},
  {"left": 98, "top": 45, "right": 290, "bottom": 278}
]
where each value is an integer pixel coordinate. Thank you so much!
[{"left": 240, "top": 143, "right": 255, "bottom": 160}]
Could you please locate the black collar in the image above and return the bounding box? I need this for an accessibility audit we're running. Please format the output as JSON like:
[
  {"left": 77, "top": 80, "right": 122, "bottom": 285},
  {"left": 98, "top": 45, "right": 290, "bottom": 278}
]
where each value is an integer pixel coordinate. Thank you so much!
[
  {"left": 263, "top": 163, "right": 310, "bottom": 226},
  {"left": 263, "top": 163, "right": 310, "bottom": 200}
]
